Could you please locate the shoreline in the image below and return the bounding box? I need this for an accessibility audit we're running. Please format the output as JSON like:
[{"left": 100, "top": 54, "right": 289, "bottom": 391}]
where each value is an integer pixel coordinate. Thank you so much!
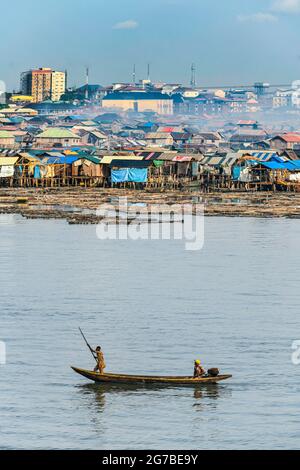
[{"left": 1, "top": 187, "right": 300, "bottom": 223}]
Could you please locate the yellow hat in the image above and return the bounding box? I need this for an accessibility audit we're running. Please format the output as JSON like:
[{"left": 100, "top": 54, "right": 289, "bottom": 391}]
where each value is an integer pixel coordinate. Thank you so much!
[{"left": 195, "top": 360, "right": 201, "bottom": 364}]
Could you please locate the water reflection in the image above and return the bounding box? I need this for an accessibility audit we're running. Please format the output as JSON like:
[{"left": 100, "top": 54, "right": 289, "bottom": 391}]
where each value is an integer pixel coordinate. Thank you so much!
[
  {"left": 193, "top": 384, "right": 232, "bottom": 412},
  {"left": 77, "top": 383, "right": 108, "bottom": 412},
  {"left": 76, "top": 381, "right": 231, "bottom": 415},
  {"left": 194, "top": 386, "right": 216, "bottom": 405}
]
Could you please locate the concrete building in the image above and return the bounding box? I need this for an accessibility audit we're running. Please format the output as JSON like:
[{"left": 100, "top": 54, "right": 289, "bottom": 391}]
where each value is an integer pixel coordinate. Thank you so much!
[
  {"left": 51, "top": 71, "right": 66, "bottom": 102},
  {"left": 273, "top": 90, "right": 292, "bottom": 108},
  {"left": 32, "top": 68, "right": 52, "bottom": 103},
  {"left": 21, "top": 68, "right": 66, "bottom": 103},
  {"left": 102, "top": 91, "right": 174, "bottom": 115}
]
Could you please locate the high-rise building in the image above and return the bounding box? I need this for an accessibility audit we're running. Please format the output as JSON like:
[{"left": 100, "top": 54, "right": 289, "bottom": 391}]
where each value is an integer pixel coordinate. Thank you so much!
[
  {"left": 51, "top": 71, "right": 66, "bottom": 102},
  {"left": 20, "top": 68, "right": 66, "bottom": 103},
  {"left": 32, "top": 68, "right": 52, "bottom": 103},
  {"left": 20, "top": 71, "right": 32, "bottom": 97}
]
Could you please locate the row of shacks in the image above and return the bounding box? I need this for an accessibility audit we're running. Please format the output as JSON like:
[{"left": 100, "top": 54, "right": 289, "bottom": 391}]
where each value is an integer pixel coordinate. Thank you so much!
[{"left": 1, "top": 147, "right": 300, "bottom": 190}]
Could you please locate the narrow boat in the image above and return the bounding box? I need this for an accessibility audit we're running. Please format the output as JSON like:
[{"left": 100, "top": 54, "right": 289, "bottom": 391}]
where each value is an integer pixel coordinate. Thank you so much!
[{"left": 71, "top": 366, "right": 232, "bottom": 386}]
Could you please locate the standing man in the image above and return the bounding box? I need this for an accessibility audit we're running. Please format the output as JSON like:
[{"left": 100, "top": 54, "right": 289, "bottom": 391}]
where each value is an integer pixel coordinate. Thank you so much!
[{"left": 93, "top": 346, "right": 106, "bottom": 374}]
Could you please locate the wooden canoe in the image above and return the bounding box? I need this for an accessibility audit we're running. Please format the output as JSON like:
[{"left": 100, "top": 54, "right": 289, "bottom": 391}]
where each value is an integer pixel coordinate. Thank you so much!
[{"left": 71, "top": 366, "right": 232, "bottom": 386}]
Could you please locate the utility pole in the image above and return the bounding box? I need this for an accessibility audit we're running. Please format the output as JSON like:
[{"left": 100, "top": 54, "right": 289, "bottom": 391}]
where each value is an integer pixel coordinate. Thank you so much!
[
  {"left": 85, "top": 67, "right": 89, "bottom": 100},
  {"left": 147, "top": 63, "right": 150, "bottom": 82},
  {"left": 133, "top": 64, "right": 136, "bottom": 85},
  {"left": 190, "top": 63, "right": 196, "bottom": 88}
]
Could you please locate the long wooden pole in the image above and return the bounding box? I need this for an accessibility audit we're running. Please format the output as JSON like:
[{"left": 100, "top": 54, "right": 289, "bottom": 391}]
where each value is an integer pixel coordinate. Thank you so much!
[{"left": 79, "top": 327, "right": 97, "bottom": 361}]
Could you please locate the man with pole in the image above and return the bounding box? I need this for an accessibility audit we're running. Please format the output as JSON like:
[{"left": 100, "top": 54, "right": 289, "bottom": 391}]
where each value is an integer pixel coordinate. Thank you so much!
[
  {"left": 79, "top": 327, "right": 106, "bottom": 374},
  {"left": 93, "top": 346, "right": 106, "bottom": 374}
]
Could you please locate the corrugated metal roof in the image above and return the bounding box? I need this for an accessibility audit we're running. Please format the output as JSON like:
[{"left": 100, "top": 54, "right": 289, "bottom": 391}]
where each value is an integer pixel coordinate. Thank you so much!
[
  {"left": 101, "top": 155, "right": 144, "bottom": 164},
  {"left": 73, "top": 156, "right": 101, "bottom": 166},
  {"left": 0, "top": 131, "right": 14, "bottom": 138},
  {"left": 37, "top": 127, "right": 80, "bottom": 139},
  {"left": 0, "top": 149, "right": 18, "bottom": 156},
  {"left": 157, "top": 153, "right": 178, "bottom": 161},
  {"left": 145, "top": 132, "right": 172, "bottom": 139},
  {"left": 110, "top": 159, "right": 152, "bottom": 168},
  {"left": 0, "top": 157, "right": 19, "bottom": 165},
  {"left": 135, "top": 151, "right": 163, "bottom": 160},
  {"left": 172, "top": 155, "right": 192, "bottom": 162},
  {"left": 250, "top": 152, "right": 280, "bottom": 162},
  {"left": 222, "top": 153, "right": 239, "bottom": 165},
  {"left": 201, "top": 156, "right": 225, "bottom": 166},
  {"left": 276, "top": 133, "right": 300, "bottom": 143}
]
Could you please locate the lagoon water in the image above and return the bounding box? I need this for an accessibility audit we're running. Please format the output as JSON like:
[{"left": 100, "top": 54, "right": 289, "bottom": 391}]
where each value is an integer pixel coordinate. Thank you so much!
[{"left": 0, "top": 214, "right": 300, "bottom": 450}]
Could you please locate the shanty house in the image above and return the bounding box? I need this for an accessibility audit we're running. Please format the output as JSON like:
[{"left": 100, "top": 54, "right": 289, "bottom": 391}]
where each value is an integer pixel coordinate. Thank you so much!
[
  {"left": 110, "top": 158, "right": 151, "bottom": 185},
  {"left": 229, "top": 129, "right": 268, "bottom": 145},
  {"left": 0, "top": 131, "right": 15, "bottom": 148},
  {"left": 78, "top": 130, "right": 107, "bottom": 147},
  {"left": 0, "top": 156, "right": 19, "bottom": 179},
  {"left": 196, "top": 132, "right": 222, "bottom": 145},
  {"left": 35, "top": 128, "right": 82, "bottom": 148},
  {"left": 171, "top": 132, "right": 191, "bottom": 146},
  {"left": 269, "top": 134, "right": 300, "bottom": 151},
  {"left": 250, "top": 160, "right": 300, "bottom": 187},
  {"left": 39, "top": 155, "right": 78, "bottom": 178},
  {"left": 144, "top": 132, "right": 174, "bottom": 147},
  {"left": 72, "top": 155, "right": 109, "bottom": 180}
]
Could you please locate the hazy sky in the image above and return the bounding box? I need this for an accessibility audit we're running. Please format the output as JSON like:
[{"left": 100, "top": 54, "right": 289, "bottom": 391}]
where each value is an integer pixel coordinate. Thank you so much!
[{"left": 1, "top": 0, "right": 300, "bottom": 90}]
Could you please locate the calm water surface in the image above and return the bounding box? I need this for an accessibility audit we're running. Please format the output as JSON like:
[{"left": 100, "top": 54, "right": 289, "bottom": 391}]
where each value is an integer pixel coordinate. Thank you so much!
[{"left": 0, "top": 214, "right": 300, "bottom": 449}]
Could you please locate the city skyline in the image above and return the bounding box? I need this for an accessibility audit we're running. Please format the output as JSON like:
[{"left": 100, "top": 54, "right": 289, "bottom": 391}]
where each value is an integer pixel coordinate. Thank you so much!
[{"left": 1, "top": 0, "right": 300, "bottom": 90}]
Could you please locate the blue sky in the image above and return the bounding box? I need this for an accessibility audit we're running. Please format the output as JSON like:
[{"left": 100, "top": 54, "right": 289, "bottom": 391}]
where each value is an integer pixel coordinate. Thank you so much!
[{"left": 1, "top": 0, "right": 300, "bottom": 90}]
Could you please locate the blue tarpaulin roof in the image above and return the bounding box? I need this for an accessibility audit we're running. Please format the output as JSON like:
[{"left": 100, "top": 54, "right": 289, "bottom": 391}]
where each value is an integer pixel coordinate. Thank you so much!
[
  {"left": 260, "top": 162, "right": 286, "bottom": 170},
  {"left": 43, "top": 156, "right": 79, "bottom": 164},
  {"left": 286, "top": 160, "right": 300, "bottom": 169},
  {"left": 260, "top": 160, "right": 300, "bottom": 170}
]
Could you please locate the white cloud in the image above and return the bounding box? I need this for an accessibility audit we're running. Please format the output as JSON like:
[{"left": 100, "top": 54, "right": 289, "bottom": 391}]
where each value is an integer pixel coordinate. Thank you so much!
[
  {"left": 237, "top": 12, "right": 278, "bottom": 23},
  {"left": 237, "top": 0, "right": 300, "bottom": 24},
  {"left": 113, "top": 20, "right": 138, "bottom": 30},
  {"left": 272, "top": 0, "right": 300, "bottom": 13}
]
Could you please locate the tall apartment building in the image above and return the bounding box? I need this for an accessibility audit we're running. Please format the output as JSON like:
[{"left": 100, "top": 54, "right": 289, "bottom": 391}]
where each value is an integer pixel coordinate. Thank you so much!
[
  {"left": 20, "top": 68, "right": 66, "bottom": 103},
  {"left": 51, "top": 71, "right": 66, "bottom": 102}
]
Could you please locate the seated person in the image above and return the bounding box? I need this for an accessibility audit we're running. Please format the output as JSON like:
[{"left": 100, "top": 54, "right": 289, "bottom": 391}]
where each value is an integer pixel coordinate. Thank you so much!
[{"left": 193, "top": 359, "right": 205, "bottom": 378}]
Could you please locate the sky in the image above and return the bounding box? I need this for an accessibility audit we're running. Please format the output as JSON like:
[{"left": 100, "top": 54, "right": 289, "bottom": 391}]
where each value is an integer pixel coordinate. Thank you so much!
[{"left": 1, "top": 0, "right": 300, "bottom": 90}]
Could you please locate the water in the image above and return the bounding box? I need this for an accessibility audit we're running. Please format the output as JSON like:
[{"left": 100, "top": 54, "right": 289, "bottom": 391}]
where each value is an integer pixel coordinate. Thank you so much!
[{"left": 0, "top": 214, "right": 300, "bottom": 450}]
